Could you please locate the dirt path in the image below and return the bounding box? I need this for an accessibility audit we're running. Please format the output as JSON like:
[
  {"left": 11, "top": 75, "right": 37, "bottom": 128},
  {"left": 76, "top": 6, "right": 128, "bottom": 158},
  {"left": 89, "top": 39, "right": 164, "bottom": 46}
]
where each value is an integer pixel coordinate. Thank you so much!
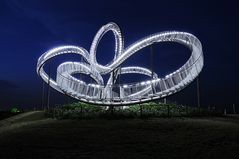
[{"left": 0, "top": 111, "right": 41, "bottom": 126}]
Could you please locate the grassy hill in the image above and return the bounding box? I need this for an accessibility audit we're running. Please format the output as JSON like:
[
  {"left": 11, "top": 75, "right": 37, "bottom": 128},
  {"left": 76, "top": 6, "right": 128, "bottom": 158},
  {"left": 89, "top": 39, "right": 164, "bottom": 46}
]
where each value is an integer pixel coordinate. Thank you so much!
[{"left": 0, "top": 111, "right": 239, "bottom": 159}]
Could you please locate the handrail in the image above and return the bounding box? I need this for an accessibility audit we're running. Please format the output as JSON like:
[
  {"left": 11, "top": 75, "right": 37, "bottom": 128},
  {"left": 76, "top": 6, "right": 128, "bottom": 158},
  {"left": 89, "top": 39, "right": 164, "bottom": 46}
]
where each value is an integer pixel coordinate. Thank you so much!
[{"left": 36, "top": 22, "right": 203, "bottom": 106}]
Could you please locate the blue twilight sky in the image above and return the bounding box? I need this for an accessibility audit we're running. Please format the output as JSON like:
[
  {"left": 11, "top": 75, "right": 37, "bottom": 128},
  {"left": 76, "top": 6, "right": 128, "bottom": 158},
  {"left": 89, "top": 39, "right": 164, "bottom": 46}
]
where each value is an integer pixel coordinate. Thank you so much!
[{"left": 0, "top": 0, "right": 238, "bottom": 110}]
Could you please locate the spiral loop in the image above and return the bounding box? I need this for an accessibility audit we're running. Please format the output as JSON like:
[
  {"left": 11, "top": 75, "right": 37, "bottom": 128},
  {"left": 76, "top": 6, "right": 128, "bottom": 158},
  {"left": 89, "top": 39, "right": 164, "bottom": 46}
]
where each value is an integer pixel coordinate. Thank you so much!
[{"left": 37, "top": 22, "right": 204, "bottom": 106}]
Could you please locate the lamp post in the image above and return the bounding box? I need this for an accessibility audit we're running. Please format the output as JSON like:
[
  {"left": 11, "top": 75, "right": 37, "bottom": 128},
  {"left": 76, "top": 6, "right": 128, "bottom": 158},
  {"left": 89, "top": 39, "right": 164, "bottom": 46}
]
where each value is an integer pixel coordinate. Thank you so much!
[
  {"left": 41, "top": 80, "right": 45, "bottom": 110},
  {"left": 197, "top": 75, "right": 201, "bottom": 109},
  {"left": 46, "top": 63, "right": 51, "bottom": 110}
]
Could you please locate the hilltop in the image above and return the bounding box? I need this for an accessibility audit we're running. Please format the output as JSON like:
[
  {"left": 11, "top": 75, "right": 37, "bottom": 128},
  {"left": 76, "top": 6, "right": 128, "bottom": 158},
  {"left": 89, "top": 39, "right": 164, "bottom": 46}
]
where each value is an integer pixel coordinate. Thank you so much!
[{"left": 0, "top": 111, "right": 239, "bottom": 159}]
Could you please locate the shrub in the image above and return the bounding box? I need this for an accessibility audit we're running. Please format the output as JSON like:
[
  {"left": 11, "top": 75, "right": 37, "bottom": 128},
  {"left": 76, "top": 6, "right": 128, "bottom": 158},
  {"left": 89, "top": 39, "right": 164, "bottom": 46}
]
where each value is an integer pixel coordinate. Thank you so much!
[{"left": 50, "top": 102, "right": 223, "bottom": 119}]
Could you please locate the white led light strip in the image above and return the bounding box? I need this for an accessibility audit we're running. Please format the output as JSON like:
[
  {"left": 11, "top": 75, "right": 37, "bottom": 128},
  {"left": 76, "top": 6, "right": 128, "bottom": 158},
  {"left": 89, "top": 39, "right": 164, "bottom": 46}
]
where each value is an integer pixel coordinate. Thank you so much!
[{"left": 37, "top": 22, "right": 204, "bottom": 106}]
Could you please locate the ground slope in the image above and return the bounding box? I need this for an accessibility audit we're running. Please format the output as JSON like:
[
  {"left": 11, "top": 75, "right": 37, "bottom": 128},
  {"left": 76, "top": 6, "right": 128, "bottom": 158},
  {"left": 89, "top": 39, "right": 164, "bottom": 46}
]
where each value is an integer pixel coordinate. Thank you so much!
[{"left": 0, "top": 112, "right": 239, "bottom": 159}]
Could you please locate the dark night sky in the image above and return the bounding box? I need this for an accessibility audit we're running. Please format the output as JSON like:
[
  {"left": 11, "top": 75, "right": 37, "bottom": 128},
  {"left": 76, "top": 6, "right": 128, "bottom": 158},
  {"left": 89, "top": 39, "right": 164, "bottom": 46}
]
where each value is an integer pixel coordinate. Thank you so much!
[{"left": 0, "top": 0, "right": 238, "bottom": 110}]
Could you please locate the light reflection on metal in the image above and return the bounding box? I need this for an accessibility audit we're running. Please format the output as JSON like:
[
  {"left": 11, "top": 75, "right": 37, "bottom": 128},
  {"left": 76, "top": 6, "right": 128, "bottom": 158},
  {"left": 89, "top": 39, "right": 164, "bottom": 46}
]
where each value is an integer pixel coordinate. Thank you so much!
[{"left": 37, "top": 22, "right": 204, "bottom": 106}]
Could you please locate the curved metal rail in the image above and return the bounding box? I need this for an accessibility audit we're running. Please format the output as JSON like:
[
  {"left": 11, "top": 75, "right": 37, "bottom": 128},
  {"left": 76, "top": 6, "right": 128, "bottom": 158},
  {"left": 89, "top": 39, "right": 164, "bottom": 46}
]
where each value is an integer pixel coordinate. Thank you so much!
[{"left": 36, "top": 22, "right": 204, "bottom": 106}]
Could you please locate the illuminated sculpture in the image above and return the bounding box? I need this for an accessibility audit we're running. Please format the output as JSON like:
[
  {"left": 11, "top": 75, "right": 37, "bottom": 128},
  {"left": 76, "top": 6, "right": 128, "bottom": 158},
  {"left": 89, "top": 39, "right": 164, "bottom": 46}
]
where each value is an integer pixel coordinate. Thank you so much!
[{"left": 37, "top": 22, "right": 203, "bottom": 106}]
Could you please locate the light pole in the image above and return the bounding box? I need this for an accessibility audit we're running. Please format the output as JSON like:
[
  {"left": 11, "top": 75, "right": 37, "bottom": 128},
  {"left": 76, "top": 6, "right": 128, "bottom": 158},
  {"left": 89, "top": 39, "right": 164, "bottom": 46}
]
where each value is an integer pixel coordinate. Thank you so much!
[
  {"left": 41, "top": 80, "right": 45, "bottom": 110},
  {"left": 46, "top": 63, "right": 51, "bottom": 110},
  {"left": 197, "top": 75, "right": 201, "bottom": 109}
]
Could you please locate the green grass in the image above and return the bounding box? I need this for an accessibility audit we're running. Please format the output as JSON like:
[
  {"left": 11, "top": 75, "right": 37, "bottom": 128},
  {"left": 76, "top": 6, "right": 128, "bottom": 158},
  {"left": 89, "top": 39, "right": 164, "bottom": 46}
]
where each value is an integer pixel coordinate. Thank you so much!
[{"left": 1, "top": 111, "right": 239, "bottom": 159}]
